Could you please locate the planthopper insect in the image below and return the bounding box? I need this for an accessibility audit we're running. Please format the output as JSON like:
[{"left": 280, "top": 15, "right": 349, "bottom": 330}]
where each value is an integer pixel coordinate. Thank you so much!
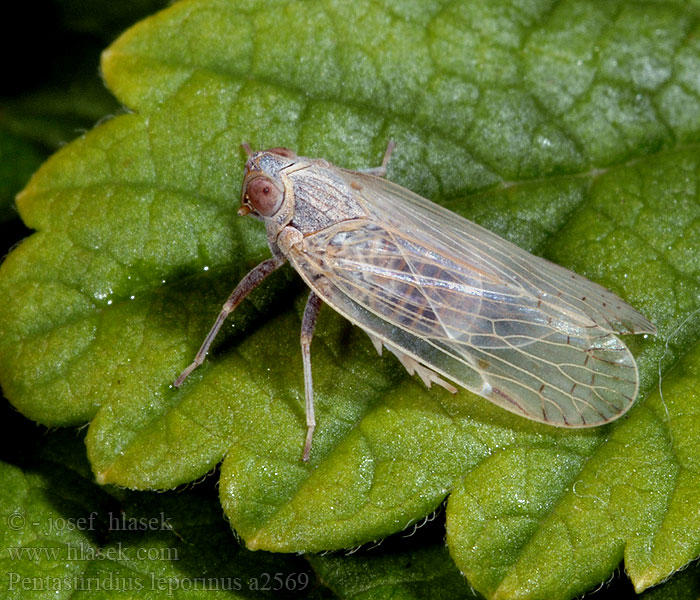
[{"left": 174, "top": 142, "right": 656, "bottom": 461}]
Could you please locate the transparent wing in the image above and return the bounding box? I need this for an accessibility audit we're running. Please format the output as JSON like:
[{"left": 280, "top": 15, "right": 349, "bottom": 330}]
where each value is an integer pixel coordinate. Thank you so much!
[
  {"left": 288, "top": 171, "right": 655, "bottom": 427},
  {"left": 341, "top": 171, "right": 656, "bottom": 336}
]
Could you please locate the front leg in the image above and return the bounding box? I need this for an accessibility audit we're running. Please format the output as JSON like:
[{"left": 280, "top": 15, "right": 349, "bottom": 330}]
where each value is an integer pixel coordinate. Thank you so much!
[{"left": 174, "top": 255, "right": 286, "bottom": 387}]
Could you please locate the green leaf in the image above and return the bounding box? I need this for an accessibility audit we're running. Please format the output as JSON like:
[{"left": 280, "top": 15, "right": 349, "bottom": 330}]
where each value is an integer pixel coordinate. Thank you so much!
[
  {"left": 307, "top": 512, "right": 474, "bottom": 600},
  {"left": 0, "top": 425, "right": 322, "bottom": 600},
  {"left": 310, "top": 545, "right": 471, "bottom": 600},
  {"left": 1, "top": 1, "right": 700, "bottom": 599},
  {"left": 640, "top": 561, "right": 700, "bottom": 600}
]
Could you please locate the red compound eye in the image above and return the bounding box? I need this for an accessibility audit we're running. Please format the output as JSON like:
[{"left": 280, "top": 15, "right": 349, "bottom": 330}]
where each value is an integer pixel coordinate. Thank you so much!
[{"left": 243, "top": 177, "right": 283, "bottom": 216}]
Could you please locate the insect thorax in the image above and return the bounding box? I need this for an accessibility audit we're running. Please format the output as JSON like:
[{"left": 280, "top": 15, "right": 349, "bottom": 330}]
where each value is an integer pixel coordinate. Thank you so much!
[{"left": 288, "top": 167, "right": 366, "bottom": 235}]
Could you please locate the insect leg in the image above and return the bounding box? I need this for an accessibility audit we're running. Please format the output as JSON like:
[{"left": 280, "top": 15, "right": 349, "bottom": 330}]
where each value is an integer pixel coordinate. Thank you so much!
[
  {"left": 174, "top": 256, "right": 286, "bottom": 387},
  {"left": 358, "top": 140, "right": 395, "bottom": 177},
  {"left": 300, "top": 291, "right": 323, "bottom": 462}
]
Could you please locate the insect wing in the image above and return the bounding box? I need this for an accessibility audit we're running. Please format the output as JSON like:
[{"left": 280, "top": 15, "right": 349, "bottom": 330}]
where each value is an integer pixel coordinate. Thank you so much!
[
  {"left": 288, "top": 169, "right": 654, "bottom": 427},
  {"left": 341, "top": 172, "right": 656, "bottom": 337}
]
